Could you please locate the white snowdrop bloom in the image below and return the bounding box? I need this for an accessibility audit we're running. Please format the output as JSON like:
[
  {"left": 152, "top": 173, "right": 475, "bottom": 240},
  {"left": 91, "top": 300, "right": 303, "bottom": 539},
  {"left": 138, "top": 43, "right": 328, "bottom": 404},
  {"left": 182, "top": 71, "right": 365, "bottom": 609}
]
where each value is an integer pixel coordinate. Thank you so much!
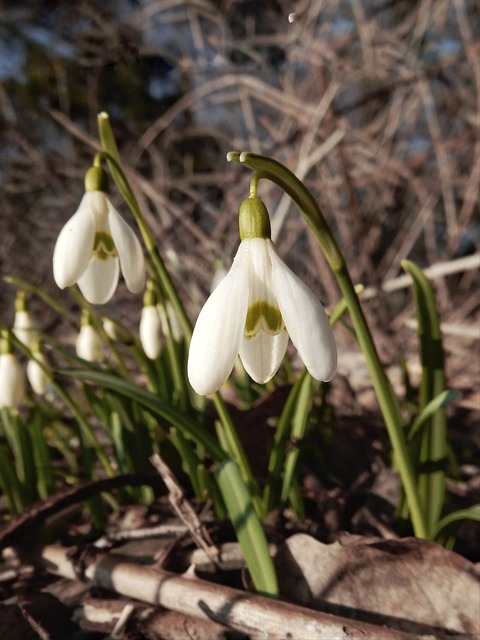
[
  {"left": 102, "top": 317, "right": 132, "bottom": 345},
  {"left": 27, "top": 351, "right": 52, "bottom": 396},
  {"left": 0, "top": 341, "right": 25, "bottom": 409},
  {"left": 140, "top": 304, "right": 163, "bottom": 360},
  {"left": 13, "top": 310, "right": 37, "bottom": 349},
  {"left": 53, "top": 166, "right": 146, "bottom": 305},
  {"left": 188, "top": 197, "right": 337, "bottom": 395},
  {"left": 13, "top": 295, "right": 38, "bottom": 350},
  {"left": 76, "top": 322, "right": 104, "bottom": 363}
]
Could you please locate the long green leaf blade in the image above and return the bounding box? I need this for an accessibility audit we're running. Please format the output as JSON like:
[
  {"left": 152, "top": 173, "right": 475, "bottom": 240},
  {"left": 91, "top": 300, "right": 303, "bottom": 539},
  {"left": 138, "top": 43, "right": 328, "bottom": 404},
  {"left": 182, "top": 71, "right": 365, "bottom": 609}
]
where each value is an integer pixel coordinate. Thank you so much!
[
  {"left": 216, "top": 461, "right": 278, "bottom": 596},
  {"left": 58, "top": 367, "right": 226, "bottom": 462},
  {"left": 403, "top": 259, "right": 448, "bottom": 537}
]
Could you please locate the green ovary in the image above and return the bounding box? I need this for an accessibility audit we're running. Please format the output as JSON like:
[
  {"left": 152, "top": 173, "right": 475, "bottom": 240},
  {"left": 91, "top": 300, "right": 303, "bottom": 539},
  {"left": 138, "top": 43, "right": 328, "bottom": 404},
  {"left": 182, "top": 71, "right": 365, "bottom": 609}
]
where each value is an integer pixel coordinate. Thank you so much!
[
  {"left": 244, "top": 300, "right": 284, "bottom": 338},
  {"left": 93, "top": 232, "right": 117, "bottom": 261}
]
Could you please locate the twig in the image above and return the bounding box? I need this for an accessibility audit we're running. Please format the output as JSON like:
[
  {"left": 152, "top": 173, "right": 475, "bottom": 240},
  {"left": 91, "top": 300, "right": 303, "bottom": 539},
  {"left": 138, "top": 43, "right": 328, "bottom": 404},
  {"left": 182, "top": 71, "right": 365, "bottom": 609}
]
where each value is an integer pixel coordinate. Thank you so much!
[
  {"left": 41, "top": 544, "right": 419, "bottom": 640},
  {"left": 360, "top": 253, "right": 480, "bottom": 300},
  {"left": 150, "top": 453, "right": 219, "bottom": 565}
]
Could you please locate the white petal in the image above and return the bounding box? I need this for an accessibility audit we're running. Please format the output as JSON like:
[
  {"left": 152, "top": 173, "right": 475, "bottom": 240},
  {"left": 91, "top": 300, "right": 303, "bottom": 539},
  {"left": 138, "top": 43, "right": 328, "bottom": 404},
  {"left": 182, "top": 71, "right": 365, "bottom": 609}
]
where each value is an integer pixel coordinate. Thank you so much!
[
  {"left": 0, "top": 354, "right": 25, "bottom": 409},
  {"left": 27, "top": 354, "right": 52, "bottom": 395},
  {"left": 188, "top": 244, "right": 249, "bottom": 395},
  {"left": 13, "top": 311, "right": 37, "bottom": 349},
  {"left": 239, "top": 330, "right": 288, "bottom": 384},
  {"left": 77, "top": 256, "right": 120, "bottom": 304},
  {"left": 140, "top": 306, "right": 163, "bottom": 359},
  {"left": 53, "top": 193, "right": 96, "bottom": 288},
  {"left": 268, "top": 241, "right": 337, "bottom": 382},
  {"left": 107, "top": 202, "right": 146, "bottom": 294},
  {"left": 76, "top": 325, "right": 104, "bottom": 363}
]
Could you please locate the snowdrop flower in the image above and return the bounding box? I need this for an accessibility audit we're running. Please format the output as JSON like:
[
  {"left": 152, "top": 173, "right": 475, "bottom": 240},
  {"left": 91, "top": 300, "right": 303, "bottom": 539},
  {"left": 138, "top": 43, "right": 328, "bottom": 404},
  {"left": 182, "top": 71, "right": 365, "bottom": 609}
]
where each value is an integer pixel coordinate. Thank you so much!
[
  {"left": 76, "top": 312, "right": 104, "bottom": 363},
  {"left": 102, "top": 317, "right": 133, "bottom": 345},
  {"left": 140, "top": 305, "right": 163, "bottom": 359},
  {"left": 53, "top": 165, "right": 146, "bottom": 304},
  {"left": 139, "top": 284, "right": 163, "bottom": 360},
  {"left": 27, "top": 342, "right": 52, "bottom": 396},
  {"left": 188, "top": 197, "right": 337, "bottom": 396},
  {"left": 13, "top": 294, "right": 38, "bottom": 350},
  {"left": 0, "top": 332, "right": 25, "bottom": 409}
]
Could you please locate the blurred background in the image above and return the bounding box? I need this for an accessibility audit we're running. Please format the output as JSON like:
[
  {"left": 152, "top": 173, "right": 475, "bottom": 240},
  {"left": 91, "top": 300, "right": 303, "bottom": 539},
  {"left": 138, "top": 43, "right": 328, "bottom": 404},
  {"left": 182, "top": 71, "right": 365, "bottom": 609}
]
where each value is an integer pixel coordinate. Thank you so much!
[{"left": 0, "top": 0, "right": 478, "bottom": 396}]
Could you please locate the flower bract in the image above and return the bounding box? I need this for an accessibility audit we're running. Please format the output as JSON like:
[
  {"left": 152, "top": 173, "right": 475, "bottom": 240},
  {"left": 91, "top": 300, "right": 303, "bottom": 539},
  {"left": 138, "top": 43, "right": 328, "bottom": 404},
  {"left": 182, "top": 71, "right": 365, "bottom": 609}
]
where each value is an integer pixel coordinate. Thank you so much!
[
  {"left": 53, "top": 189, "right": 145, "bottom": 304},
  {"left": 188, "top": 233, "right": 337, "bottom": 396}
]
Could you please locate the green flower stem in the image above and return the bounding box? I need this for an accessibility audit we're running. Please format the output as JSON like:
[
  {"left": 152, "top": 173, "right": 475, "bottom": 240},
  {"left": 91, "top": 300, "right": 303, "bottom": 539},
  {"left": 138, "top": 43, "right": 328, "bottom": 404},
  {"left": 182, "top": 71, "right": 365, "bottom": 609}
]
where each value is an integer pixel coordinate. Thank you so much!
[
  {"left": 97, "top": 116, "right": 192, "bottom": 343},
  {"left": 229, "top": 151, "right": 428, "bottom": 539},
  {"left": 4, "top": 275, "right": 79, "bottom": 329},
  {"left": 97, "top": 115, "right": 254, "bottom": 506}
]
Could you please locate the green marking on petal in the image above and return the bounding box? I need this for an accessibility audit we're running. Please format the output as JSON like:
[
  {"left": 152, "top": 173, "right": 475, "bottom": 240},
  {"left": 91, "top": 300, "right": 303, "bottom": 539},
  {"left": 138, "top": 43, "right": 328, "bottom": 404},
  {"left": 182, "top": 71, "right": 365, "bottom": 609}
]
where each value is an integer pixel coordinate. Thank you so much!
[
  {"left": 93, "top": 232, "right": 117, "bottom": 261},
  {"left": 244, "top": 300, "right": 284, "bottom": 337}
]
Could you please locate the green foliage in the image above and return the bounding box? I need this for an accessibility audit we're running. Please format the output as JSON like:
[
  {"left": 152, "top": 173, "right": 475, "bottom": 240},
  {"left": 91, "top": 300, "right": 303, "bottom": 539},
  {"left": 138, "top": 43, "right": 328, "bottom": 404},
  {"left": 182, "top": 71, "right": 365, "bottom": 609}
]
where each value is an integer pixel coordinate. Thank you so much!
[{"left": 0, "top": 128, "right": 476, "bottom": 599}]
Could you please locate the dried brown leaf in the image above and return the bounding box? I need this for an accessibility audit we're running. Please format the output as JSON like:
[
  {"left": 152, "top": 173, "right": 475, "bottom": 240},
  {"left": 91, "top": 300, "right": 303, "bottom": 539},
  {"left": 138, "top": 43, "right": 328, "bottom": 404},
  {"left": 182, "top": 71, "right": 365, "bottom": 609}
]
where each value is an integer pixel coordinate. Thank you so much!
[{"left": 275, "top": 533, "right": 480, "bottom": 636}]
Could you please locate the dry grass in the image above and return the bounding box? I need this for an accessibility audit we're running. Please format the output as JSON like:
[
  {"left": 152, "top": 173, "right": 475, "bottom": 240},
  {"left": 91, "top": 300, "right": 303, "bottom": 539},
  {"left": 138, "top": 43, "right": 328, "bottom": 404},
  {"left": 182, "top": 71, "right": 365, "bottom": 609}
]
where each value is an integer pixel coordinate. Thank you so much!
[{"left": 0, "top": 0, "right": 478, "bottom": 393}]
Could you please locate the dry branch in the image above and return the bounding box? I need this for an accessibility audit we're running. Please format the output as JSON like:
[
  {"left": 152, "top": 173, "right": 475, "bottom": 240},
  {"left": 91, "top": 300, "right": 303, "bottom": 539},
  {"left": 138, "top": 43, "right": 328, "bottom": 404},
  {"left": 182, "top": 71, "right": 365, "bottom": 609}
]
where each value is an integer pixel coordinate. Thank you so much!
[{"left": 41, "top": 544, "right": 423, "bottom": 640}]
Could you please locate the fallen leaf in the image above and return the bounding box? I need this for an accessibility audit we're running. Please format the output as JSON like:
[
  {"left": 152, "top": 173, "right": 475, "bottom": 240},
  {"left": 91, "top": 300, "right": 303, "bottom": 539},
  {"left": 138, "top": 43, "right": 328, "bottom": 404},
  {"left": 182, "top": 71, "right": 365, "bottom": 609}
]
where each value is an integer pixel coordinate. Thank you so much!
[{"left": 275, "top": 533, "right": 480, "bottom": 635}]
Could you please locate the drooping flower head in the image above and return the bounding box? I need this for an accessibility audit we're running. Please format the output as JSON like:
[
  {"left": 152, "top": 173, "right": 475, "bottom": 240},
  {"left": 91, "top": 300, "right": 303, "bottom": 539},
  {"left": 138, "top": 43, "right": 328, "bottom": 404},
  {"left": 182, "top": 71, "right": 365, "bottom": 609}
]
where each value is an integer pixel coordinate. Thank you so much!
[
  {"left": 53, "top": 164, "right": 146, "bottom": 304},
  {"left": 13, "top": 292, "right": 38, "bottom": 350},
  {"left": 187, "top": 197, "right": 337, "bottom": 395},
  {"left": 0, "top": 330, "right": 25, "bottom": 409},
  {"left": 76, "top": 310, "right": 104, "bottom": 363},
  {"left": 139, "top": 282, "right": 163, "bottom": 360},
  {"left": 27, "top": 339, "right": 53, "bottom": 396}
]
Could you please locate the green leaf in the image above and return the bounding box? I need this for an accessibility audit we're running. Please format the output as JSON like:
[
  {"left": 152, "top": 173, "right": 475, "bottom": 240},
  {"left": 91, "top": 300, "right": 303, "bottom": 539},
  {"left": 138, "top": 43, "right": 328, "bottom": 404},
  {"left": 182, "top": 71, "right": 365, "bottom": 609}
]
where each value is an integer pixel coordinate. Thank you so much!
[
  {"left": 280, "top": 374, "right": 312, "bottom": 507},
  {"left": 434, "top": 505, "right": 480, "bottom": 542},
  {"left": 402, "top": 259, "right": 448, "bottom": 537},
  {"left": 1, "top": 409, "right": 37, "bottom": 504},
  {"left": 58, "top": 367, "right": 226, "bottom": 462},
  {"left": 0, "top": 444, "right": 27, "bottom": 514},
  {"left": 263, "top": 371, "right": 307, "bottom": 514},
  {"left": 215, "top": 461, "right": 278, "bottom": 596},
  {"left": 30, "top": 409, "right": 54, "bottom": 500},
  {"left": 408, "top": 389, "right": 462, "bottom": 441}
]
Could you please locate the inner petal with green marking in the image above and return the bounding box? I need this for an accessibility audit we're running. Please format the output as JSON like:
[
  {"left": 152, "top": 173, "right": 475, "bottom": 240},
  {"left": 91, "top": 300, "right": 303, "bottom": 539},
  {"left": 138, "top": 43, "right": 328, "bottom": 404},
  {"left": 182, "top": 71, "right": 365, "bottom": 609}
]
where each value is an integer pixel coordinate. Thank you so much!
[
  {"left": 93, "top": 231, "right": 117, "bottom": 261},
  {"left": 244, "top": 300, "right": 284, "bottom": 338}
]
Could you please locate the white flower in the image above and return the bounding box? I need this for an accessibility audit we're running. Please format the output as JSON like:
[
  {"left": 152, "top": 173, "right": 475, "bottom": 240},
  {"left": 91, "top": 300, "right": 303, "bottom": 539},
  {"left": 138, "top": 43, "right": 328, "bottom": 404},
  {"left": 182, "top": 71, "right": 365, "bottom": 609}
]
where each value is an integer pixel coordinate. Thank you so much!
[
  {"left": 27, "top": 352, "right": 52, "bottom": 395},
  {"left": 139, "top": 305, "right": 163, "bottom": 359},
  {"left": 102, "top": 317, "right": 133, "bottom": 345},
  {"left": 53, "top": 188, "right": 146, "bottom": 304},
  {"left": 13, "top": 309, "right": 38, "bottom": 350},
  {"left": 0, "top": 353, "right": 25, "bottom": 409},
  {"left": 76, "top": 324, "right": 104, "bottom": 363},
  {"left": 188, "top": 234, "right": 337, "bottom": 395}
]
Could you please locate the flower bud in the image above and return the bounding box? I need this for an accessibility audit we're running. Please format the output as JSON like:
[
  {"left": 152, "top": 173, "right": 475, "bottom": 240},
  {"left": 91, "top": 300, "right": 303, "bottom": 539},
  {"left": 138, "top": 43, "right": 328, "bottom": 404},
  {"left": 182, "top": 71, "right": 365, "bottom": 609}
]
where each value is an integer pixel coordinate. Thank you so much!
[
  {"left": 0, "top": 332, "right": 25, "bottom": 409},
  {"left": 76, "top": 312, "right": 104, "bottom": 363},
  {"left": 140, "top": 305, "right": 162, "bottom": 359},
  {"left": 13, "top": 294, "right": 38, "bottom": 350},
  {"left": 102, "top": 317, "right": 133, "bottom": 345},
  {"left": 27, "top": 350, "right": 52, "bottom": 395}
]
